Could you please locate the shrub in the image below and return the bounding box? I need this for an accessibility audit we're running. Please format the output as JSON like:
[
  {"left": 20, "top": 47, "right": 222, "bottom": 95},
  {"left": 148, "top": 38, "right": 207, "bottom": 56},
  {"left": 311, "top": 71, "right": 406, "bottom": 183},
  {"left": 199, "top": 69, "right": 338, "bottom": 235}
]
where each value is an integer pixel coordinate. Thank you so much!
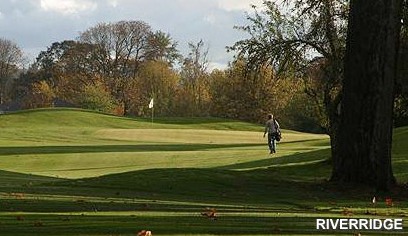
[{"left": 78, "top": 82, "right": 116, "bottom": 113}]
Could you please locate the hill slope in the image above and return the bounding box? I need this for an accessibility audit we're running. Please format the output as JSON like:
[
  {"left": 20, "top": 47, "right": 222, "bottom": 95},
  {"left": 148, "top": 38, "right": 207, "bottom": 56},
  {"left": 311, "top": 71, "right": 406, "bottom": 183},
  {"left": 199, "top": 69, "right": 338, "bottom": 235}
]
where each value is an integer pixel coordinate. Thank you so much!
[
  {"left": 0, "top": 108, "right": 329, "bottom": 178},
  {"left": 0, "top": 108, "right": 407, "bottom": 235}
]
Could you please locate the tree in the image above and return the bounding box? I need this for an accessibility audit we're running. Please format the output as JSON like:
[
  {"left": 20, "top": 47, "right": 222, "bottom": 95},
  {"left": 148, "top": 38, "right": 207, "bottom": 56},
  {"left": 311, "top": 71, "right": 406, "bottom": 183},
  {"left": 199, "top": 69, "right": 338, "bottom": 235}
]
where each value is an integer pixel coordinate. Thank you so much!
[
  {"left": 78, "top": 81, "right": 116, "bottom": 113},
  {"left": 79, "top": 21, "right": 152, "bottom": 115},
  {"left": 23, "top": 40, "right": 103, "bottom": 109},
  {"left": 332, "top": 0, "right": 403, "bottom": 190},
  {"left": 145, "top": 30, "right": 181, "bottom": 66},
  {"left": 23, "top": 80, "right": 55, "bottom": 109},
  {"left": 79, "top": 21, "right": 180, "bottom": 115},
  {"left": 131, "top": 61, "right": 179, "bottom": 116},
  {"left": 229, "top": 0, "right": 347, "bottom": 160},
  {"left": 33, "top": 40, "right": 99, "bottom": 83},
  {"left": 17, "top": 21, "right": 180, "bottom": 114},
  {"left": 209, "top": 59, "right": 306, "bottom": 126},
  {"left": 209, "top": 59, "right": 277, "bottom": 122},
  {"left": 395, "top": 1, "right": 408, "bottom": 126},
  {"left": 0, "top": 38, "right": 23, "bottom": 104},
  {"left": 179, "top": 40, "right": 210, "bottom": 116}
]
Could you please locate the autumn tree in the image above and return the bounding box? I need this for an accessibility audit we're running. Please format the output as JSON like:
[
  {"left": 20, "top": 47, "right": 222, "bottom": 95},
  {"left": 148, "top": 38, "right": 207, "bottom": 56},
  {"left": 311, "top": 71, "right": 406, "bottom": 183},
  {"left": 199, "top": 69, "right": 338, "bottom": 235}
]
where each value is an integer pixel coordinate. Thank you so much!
[
  {"left": 79, "top": 21, "right": 180, "bottom": 115},
  {"left": 145, "top": 31, "right": 181, "bottom": 66},
  {"left": 19, "top": 21, "right": 180, "bottom": 114},
  {"left": 79, "top": 21, "right": 152, "bottom": 115},
  {"left": 179, "top": 40, "right": 210, "bottom": 116},
  {"left": 132, "top": 60, "right": 179, "bottom": 116},
  {"left": 21, "top": 40, "right": 103, "bottom": 108},
  {"left": 209, "top": 60, "right": 273, "bottom": 122},
  {"left": 332, "top": 0, "right": 403, "bottom": 191},
  {"left": 34, "top": 40, "right": 98, "bottom": 80},
  {"left": 23, "top": 80, "right": 55, "bottom": 109},
  {"left": 209, "top": 59, "right": 305, "bottom": 125},
  {"left": 230, "top": 0, "right": 347, "bottom": 158},
  {"left": 0, "top": 38, "right": 23, "bottom": 104}
]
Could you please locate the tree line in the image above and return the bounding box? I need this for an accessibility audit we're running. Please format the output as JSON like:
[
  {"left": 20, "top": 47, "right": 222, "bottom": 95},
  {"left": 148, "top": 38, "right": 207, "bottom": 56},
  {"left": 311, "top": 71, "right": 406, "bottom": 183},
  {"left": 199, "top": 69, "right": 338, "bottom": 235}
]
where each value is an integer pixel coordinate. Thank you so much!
[
  {"left": 1, "top": 4, "right": 405, "bottom": 135},
  {"left": 0, "top": 4, "right": 406, "bottom": 133},
  {"left": 0, "top": 20, "right": 319, "bottom": 132}
]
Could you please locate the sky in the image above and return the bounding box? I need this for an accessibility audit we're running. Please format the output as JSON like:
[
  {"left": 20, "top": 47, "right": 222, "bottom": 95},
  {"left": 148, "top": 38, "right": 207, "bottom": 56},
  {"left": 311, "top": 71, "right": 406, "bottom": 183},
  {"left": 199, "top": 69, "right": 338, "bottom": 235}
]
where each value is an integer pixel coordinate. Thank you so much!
[{"left": 0, "top": 0, "right": 264, "bottom": 70}]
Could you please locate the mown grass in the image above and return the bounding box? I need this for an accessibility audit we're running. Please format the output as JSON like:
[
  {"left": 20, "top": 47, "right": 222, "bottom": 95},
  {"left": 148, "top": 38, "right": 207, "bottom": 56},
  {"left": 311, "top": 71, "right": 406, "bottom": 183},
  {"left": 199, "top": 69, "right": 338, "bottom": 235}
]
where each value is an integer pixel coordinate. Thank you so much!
[{"left": 0, "top": 108, "right": 407, "bottom": 235}]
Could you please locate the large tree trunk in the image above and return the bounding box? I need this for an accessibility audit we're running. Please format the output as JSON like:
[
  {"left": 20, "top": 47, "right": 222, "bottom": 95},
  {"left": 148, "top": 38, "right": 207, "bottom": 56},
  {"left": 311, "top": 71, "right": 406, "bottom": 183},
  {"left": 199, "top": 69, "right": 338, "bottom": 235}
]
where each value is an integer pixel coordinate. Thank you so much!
[{"left": 331, "top": 0, "right": 402, "bottom": 191}]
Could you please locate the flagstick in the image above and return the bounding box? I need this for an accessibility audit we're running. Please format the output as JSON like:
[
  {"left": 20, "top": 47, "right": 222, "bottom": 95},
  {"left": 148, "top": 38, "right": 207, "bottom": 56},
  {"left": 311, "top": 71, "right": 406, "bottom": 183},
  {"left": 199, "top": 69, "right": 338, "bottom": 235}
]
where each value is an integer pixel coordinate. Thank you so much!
[
  {"left": 151, "top": 106, "right": 154, "bottom": 124},
  {"left": 148, "top": 97, "right": 154, "bottom": 125}
]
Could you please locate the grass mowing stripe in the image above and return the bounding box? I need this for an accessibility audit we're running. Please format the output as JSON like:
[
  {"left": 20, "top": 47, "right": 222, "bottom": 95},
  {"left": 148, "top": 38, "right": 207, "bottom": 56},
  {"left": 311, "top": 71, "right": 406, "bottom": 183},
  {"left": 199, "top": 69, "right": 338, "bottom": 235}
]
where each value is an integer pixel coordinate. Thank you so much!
[{"left": 0, "top": 109, "right": 406, "bottom": 235}]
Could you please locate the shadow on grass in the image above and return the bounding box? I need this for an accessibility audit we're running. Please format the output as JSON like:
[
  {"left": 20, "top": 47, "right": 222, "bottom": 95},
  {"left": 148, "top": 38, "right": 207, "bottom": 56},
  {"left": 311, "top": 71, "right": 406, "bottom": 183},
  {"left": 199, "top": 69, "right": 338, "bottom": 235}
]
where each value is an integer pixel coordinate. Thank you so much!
[
  {"left": 0, "top": 166, "right": 330, "bottom": 209},
  {"left": 2, "top": 146, "right": 405, "bottom": 213},
  {"left": 1, "top": 168, "right": 407, "bottom": 236},
  {"left": 0, "top": 143, "right": 264, "bottom": 156},
  {"left": 0, "top": 147, "right": 334, "bottom": 207},
  {"left": 219, "top": 148, "right": 331, "bottom": 170},
  {"left": 55, "top": 166, "right": 335, "bottom": 208},
  {"left": 0, "top": 139, "right": 328, "bottom": 157},
  {"left": 0, "top": 169, "right": 63, "bottom": 186},
  {"left": 0, "top": 214, "right": 361, "bottom": 236}
]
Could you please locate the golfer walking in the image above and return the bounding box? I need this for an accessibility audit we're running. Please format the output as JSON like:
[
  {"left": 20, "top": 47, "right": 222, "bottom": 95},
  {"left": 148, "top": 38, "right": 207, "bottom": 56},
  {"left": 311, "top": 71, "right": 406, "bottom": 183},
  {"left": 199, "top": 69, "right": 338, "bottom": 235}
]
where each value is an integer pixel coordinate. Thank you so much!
[{"left": 263, "top": 114, "right": 280, "bottom": 154}]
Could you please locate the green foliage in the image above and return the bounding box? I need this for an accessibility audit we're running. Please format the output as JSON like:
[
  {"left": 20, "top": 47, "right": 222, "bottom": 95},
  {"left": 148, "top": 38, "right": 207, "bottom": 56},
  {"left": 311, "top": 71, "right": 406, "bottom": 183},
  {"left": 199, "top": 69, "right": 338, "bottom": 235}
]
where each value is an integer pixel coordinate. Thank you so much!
[
  {"left": 77, "top": 82, "right": 116, "bottom": 113},
  {"left": 145, "top": 30, "right": 181, "bottom": 65},
  {"left": 280, "top": 88, "right": 324, "bottom": 133}
]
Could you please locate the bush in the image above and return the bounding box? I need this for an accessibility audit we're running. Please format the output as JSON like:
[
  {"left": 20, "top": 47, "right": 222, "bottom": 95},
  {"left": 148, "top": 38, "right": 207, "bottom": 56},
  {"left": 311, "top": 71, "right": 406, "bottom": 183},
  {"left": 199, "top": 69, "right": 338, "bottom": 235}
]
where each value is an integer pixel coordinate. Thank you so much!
[{"left": 78, "top": 82, "right": 116, "bottom": 113}]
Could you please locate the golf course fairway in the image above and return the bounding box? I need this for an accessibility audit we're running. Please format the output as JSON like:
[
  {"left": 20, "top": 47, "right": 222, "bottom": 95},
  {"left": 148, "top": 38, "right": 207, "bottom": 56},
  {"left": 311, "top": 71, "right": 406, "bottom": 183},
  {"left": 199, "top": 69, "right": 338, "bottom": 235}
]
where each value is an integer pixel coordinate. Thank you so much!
[{"left": 0, "top": 108, "right": 406, "bottom": 235}]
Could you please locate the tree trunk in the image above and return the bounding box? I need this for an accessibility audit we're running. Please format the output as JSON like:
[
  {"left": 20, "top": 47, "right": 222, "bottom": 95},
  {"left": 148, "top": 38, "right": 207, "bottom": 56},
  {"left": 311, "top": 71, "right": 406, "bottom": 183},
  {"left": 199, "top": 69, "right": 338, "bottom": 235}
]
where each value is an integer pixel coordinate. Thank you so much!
[{"left": 331, "top": 0, "right": 402, "bottom": 191}]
